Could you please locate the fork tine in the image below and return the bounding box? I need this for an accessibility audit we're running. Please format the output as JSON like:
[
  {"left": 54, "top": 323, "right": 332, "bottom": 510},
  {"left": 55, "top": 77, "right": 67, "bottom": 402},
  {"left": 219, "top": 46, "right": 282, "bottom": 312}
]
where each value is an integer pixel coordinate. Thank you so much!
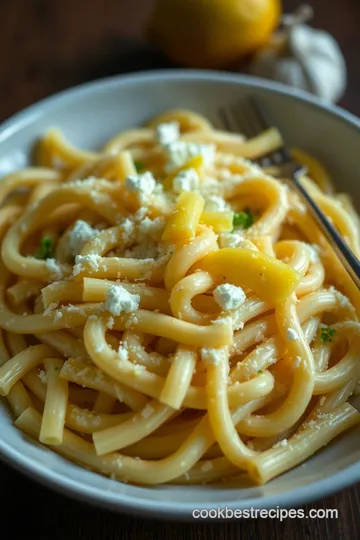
[
  {"left": 218, "top": 108, "right": 234, "bottom": 132},
  {"left": 219, "top": 101, "right": 262, "bottom": 138},
  {"left": 249, "top": 96, "right": 273, "bottom": 132},
  {"left": 230, "top": 104, "right": 250, "bottom": 137},
  {"left": 220, "top": 98, "right": 288, "bottom": 167},
  {"left": 234, "top": 98, "right": 271, "bottom": 166},
  {"left": 238, "top": 100, "right": 263, "bottom": 138},
  {"left": 249, "top": 96, "right": 290, "bottom": 163},
  {"left": 271, "top": 151, "right": 286, "bottom": 165}
]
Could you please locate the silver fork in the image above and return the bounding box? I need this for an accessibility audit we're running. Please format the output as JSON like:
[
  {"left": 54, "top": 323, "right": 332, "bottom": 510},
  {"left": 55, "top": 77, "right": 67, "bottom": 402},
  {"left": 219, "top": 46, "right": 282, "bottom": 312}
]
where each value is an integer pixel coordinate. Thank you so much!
[{"left": 219, "top": 97, "right": 360, "bottom": 290}]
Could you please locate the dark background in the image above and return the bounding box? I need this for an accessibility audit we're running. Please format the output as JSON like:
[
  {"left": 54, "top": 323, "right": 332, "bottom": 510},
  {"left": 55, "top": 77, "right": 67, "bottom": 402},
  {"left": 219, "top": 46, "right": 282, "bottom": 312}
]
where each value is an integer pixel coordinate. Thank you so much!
[{"left": 1, "top": 0, "right": 360, "bottom": 538}]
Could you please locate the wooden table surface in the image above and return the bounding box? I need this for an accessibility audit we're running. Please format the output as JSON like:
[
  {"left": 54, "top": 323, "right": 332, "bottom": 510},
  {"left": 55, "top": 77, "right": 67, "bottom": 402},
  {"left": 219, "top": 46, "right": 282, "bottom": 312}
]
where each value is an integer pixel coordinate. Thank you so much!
[{"left": 1, "top": 0, "right": 359, "bottom": 538}]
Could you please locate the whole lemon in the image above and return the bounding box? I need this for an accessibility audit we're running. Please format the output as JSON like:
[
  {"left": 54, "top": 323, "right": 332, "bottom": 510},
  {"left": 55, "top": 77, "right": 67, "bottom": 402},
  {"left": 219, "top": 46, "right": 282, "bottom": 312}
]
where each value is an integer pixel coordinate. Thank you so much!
[{"left": 147, "top": 0, "right": 282, "bottom": 69}]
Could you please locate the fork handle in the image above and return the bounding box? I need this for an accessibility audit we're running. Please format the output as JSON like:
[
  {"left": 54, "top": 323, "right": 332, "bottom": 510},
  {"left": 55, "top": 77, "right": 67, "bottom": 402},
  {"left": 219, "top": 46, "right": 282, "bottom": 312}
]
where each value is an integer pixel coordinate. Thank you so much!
[{"left": 292, "top": 171, "right": 360, "bottom": 290}]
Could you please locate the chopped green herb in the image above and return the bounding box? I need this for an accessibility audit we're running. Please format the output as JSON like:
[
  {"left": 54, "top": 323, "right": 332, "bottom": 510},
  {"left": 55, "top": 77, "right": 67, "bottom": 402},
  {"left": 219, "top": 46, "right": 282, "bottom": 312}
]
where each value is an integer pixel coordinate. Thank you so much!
[
  {"left": 134, "top": 161, "right": 145, "bottom": 173},
  {"left": 233, "top": 208, "right": 255, "bottom": 229},
  {"left": 54, "top": 366, "right": 60, "bottom": 372},
  {"left": 35, "top": 236, "right": 54, "bottom": 260},
  {"left": 257, "top": 369, "right": 263, "bottom": 374},
  {"left": 320, "top": 326, "right": 336, "bottom": 343}
]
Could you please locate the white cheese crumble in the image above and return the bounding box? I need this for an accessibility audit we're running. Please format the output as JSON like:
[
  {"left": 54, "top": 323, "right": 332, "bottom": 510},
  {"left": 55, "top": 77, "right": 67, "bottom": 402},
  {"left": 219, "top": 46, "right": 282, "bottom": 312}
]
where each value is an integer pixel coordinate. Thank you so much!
[
  {"left": 294, "top": 356, "right": 302, "bottom": 368},
  {"left": 204, "top": 195, "right": 228, "bottom": 212},
  {"left": 45, "top": 258, "right": 63, "bottom": 280},
  {"left": 213, "top": 284, "right": 246, "bottom": 311},
  {"left": 286, "top": 328, "right": 299, "bottom": 342},
  {"left": 198, "top": 175, "right": 219, "bottom": 197},
  {"left": 138, "top": 216, "right": 164, "bottom": 242},
  {"left": 125, "top": 171, "right": 156, "bottom": 203},
  {"left": 155, "top": 121, "right": 180, "bottom": 145},
  {"left": 124, "top": 216, "right": 166, "bottom": 260},
  {"left": 106, "top": 316, "right": 115, "bottom": 329},
  {"left": 68, "top": 219, "right": 98, "bottom": 256},
  {"left": 201, "top": 348, "right": 223, "bottom": 365},
  {"left": 105, "top": 285, "right": 140, "bottom": 316},
  {"left": 165, "top": 141, "right": 216, "bottom": 172},
  {"left": 73, "top": 254, "right": 102, "bottom": 276},
  {"left": 218, "top": 232, "right": 244, "bottom": 249},
  {"left": 172, "top": 168, "right": 199, "bottom": 193}
]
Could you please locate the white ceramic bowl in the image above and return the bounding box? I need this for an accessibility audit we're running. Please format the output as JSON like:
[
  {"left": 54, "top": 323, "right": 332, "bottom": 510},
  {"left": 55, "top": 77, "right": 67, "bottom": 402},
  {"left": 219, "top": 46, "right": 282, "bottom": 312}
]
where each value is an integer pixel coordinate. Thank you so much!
[{"left": 1, "top": 70, "right": 359, "bottom": 519}]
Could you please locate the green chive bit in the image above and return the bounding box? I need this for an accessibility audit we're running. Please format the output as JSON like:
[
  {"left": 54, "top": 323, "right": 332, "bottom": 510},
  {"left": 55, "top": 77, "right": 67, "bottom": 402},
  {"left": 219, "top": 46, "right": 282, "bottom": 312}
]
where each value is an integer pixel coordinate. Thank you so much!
[
  {"left": 233, "top": 208, "right": 254, "bottom": 229},
  {"left": 134, "top": 161, "right": 145, "bottom": 173},
  {"left": 35, "top": 236, "right": 54, "bottom": 260},
  {"left": 320, "top": 326, "right": 336, "bottom": 343}
]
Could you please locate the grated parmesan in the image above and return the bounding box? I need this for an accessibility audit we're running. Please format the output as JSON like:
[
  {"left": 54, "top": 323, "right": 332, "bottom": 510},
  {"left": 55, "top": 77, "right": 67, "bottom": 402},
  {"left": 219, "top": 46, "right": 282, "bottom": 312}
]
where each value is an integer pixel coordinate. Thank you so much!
[
  {"left": 138, "top": 216, "right": 165, "bottom": 242},
  {"left": 121, "top": 218, "right": 135, "bottom": 243},
  {"left": 201, "top": 348, "right": 223, "bottom": 365},
  {"left": 38, "top": 370, "right": 48, "bottom": 384},
  {"left": 117, "top": 345, "right": 129, "bottom": 363},
  {"left": 125, "top": 172, "right": 156, "bottom": 203},
  {"left": 273, "top": 439, "right": 288, "bottom": 449}
]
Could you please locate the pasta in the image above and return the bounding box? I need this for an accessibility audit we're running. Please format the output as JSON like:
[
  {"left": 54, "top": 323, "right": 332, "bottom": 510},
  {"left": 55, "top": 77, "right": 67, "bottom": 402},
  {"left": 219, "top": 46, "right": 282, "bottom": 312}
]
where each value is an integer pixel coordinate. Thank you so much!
[{"left": 0, "top": 108, "right": 359, "bottom": 487}]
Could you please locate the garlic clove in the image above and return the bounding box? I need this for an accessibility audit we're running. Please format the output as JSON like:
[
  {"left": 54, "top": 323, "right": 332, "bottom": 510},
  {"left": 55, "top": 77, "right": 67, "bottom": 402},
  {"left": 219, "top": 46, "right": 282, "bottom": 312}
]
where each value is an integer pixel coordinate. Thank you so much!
[
  {"left": 274, "top": 59, "right": 310, "bottom": 90},
  {"left": 290, "top": 25, "right": 347, "bottom": 102},
  {"left": 248, "top": 4, "right": 348, "bottom": 103}
]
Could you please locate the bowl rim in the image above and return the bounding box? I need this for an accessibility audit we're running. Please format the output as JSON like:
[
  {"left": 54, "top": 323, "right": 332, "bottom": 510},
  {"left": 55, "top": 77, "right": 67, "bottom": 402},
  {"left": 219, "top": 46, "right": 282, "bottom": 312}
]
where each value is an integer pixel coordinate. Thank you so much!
[
  {"left": 0, "top": 68, "right": 359, "bottom": 520},
  {"left": 1, "top": 68, "right": 360, "bottom": 141}
]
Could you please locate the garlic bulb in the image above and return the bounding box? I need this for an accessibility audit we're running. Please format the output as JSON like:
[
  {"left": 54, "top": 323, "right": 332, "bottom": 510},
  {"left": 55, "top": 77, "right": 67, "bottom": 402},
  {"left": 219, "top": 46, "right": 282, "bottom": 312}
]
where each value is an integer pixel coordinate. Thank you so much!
[{"left": 249, "top": 5, "right": 347, "bottom": 103}]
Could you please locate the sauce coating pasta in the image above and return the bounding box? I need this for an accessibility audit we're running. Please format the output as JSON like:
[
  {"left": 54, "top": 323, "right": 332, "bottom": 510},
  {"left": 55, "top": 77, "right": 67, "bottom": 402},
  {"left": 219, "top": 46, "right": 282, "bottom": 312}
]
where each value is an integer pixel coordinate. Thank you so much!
[{"left": 0, "top": 108, "right": 359, "bottom": 486}]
